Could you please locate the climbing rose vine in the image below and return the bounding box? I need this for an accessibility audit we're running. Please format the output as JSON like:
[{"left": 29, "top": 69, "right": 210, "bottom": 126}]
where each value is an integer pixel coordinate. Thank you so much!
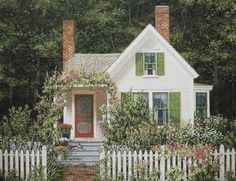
[{"left": 35, "top": 69, "right": 117, "bottom": 144}]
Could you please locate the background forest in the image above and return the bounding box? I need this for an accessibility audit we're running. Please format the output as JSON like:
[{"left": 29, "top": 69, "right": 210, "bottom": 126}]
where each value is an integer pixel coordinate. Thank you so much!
[{"left": 0, "top": 0, "right": 235, "bottom": 119}]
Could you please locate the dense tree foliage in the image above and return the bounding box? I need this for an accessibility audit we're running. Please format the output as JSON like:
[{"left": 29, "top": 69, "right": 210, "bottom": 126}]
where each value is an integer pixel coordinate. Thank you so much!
[{"left": 0, "top": 0, "right": 235, "bottom": 118}]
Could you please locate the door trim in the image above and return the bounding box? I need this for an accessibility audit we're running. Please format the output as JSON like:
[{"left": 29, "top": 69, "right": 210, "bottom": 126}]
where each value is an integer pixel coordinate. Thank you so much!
[{"left": 74, "top": 94, "right": 94, "bottom": 138}]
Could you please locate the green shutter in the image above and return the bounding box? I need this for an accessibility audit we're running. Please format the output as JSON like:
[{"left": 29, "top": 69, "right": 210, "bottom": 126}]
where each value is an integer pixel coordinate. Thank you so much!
[
  {"left": 135, "top": 53, "right": 144, "bottom": 76},
  {"left": 156, "top": 52, "right": 165, "bottom": 76},
  {"left": 169, "top": 92, "right": 181, "bottom": 126}
]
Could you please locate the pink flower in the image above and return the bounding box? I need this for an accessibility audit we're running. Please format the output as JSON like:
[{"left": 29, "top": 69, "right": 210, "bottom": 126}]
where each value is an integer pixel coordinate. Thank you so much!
[
  {"left": 194, "top": 148, "right": 204, "bottom": 159},
  {"left": 60, "top": 70, "right": 77, "bottom": 81}
]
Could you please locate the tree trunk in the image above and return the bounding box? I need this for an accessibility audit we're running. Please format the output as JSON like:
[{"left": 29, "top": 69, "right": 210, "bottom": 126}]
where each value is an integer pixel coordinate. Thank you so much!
[
  {"left": 33, "top": 57, "right": 41, "bottom": 103},
  {"left": 128, "top": 0, "right": 132, "bottom": 25},
  {"left": 232, "top": 73, "right": 235, "bottom": 116},
  {"left": 213, "top": 60, "right": 219, "bottom": 114}
]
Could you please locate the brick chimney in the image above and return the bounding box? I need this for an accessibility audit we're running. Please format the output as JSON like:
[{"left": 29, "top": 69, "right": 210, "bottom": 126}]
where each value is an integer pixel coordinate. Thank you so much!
[
  {"left": 63, "top": 20, "right": 75, "bottom": 68},
  {"left": 155, "top": 6, "right": 169, "bottom": 41}
]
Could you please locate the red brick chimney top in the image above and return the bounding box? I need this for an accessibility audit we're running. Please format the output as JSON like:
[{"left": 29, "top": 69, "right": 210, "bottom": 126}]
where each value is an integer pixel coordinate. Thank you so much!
[
  {"left": 63, "top": 20, "right": 75, "bottom": 68},
  {"left": 155, "top": 6, "right": 169, "bottom": 41}
]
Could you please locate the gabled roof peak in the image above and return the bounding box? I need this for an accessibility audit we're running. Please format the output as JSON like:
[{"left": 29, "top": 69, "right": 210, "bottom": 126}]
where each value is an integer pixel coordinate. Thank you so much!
[{"left": 107, "top": 24, "right": 199, "bottom": 78}]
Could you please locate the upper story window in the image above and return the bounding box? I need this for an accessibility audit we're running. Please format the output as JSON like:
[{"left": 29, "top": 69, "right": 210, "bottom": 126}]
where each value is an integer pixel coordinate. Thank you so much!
[
  {"left": 144, "top": 53, "right": 156, "bottom": 75},
  {"left": 196, "top": 92, "right": 207, "bottom": 118},
  {"left": 135, "top": 52, "right": 165, "bottom": 76}
]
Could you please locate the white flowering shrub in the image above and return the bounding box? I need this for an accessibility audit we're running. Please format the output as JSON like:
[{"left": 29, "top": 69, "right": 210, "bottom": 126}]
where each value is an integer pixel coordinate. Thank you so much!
[{"left": 195, "top": 116, "right": 236, "bottom": 148}]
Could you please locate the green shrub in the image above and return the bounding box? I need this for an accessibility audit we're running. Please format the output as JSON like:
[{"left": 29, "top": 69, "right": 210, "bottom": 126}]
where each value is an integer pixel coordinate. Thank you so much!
[
  {"left": 223, "top": 132, "right": 236, "bottom": 149},
  {"left": 167, "top": 168, "right": 184, "bottom": 181},
  {"left": 0, "top": 105, "right": 32, "bottom": 138},
  {"left": 104, "top": 92, "right": 224, "bottom": 150},
  {"left": 190, "top": 162, "right": 219, "bottom": 181},
  {"left": 47, "top": 159, "right": 64, "bottom": 181},
  {"left": 0, "top": 170, "right": 23, "bottom": 181},
  {"left": 104, "top": 92, "right": 155, "bottom": 150}
]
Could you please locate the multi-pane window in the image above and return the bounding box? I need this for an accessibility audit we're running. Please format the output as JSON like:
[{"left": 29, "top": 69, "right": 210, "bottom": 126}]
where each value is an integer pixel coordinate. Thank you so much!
[
  {"left": 196, "top": 93, "right": 207, "bottom": 118},
  {"left": 133, "top": 92, "right": 149, "bottom": 107},
  {"left": 133, "top": 92, "right": 149, "bottom": 101},
  {"left": 121, "top": 92, "right": 149, "bottom": 106},
  {"left": 153, "top": 93, "right": 168, "bottom": 125},
  {"left": 144, "top": 53, "right": 156, "bottom": 75}
]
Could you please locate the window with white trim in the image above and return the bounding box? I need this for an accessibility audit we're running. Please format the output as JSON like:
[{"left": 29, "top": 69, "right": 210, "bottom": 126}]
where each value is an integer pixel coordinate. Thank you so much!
[
  {"left": 153, "top": 92, "right": 168, "bottom": 125},
  {"left": 196, "top": 92, "right": 207, "bottom": 118},
  {"left": 144, "top": 53, "right": 156, "bottom": 75}
]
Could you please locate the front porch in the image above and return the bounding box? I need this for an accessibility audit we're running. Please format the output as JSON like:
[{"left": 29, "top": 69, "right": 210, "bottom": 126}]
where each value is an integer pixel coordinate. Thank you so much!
[{"left": 63, "top": 87, "right": 108, "bottom": 140}]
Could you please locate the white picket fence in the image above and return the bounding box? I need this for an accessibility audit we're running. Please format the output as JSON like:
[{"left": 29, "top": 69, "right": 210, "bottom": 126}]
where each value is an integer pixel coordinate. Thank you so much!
[
  {"left": 0, "top": 146, "right": 47, "bottom": 180},
  {"left": 100, "top": 145, "right": 236, "bottom": 180}
]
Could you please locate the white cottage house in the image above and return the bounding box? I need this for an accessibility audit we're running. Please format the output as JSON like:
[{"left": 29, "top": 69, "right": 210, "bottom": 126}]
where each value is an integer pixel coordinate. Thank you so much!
[{"left": 62, "top": 6, "right": 213, "bottom": 141}]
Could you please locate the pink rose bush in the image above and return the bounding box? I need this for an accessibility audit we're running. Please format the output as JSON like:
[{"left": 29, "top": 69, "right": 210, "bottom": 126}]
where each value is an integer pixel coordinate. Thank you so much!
[{"left": 152, "top": 143, "right": 219, "bottom": 180}]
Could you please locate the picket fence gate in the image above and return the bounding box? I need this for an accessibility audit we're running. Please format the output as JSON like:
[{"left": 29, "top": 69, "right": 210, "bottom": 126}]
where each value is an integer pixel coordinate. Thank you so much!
[
  {"left": 100, "top": 145, "right": 235, "bottom": 181},
  {"left": 0, "top": 146, "right": 47, "bottom": 180}
]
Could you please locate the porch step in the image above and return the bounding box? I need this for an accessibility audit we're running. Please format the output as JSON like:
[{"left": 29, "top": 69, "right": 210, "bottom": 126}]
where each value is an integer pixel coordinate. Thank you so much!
[{"left": 61, "top": 139, "right": 103, "bottom": 166}]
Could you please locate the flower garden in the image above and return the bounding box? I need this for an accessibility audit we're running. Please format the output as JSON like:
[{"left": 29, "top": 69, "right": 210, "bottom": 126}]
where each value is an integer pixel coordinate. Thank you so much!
[{"left": 0, "top": 69, "right": 235, "bottom": 180}]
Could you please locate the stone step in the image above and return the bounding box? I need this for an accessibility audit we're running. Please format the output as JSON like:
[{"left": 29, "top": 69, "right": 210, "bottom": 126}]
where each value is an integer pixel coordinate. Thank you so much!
[
  {"left": 69, "top": 144, "right": 102, "bottom": 149},
  {"left": 60, "top": 159, "right": 100, "bottom": 166},
  {"left": 70, "top": 139, "right": 103, "bottom": 144},
  {"left": 69, "top": 147, "right": 102, "bottom": 152},
  {"left": 67, "top": 152, "right": 100, "bottom": 158},
  {"left": 65, "top": 140, "right": 102, "bottom": 166}
]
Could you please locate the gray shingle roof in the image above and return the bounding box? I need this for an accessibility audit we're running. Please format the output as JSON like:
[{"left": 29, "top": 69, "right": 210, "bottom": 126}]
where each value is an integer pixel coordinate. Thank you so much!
[{"left": 66, "top": 53, "right": 121, "bottom": 73}]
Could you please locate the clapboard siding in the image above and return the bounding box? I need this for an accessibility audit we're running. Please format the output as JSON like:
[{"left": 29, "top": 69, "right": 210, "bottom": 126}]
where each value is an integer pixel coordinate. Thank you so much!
[{"left": 112, "top": 36, "right": 194, "bottom": 124}]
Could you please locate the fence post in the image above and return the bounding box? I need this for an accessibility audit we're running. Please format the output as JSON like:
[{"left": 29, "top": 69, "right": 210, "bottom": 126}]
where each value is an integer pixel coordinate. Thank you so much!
[
  {"left": 149, "top": 150, "right": 153, "bottom": 175},
  {"left": 0, "top": 150, "right": 2, "bottom": 171},
  {"left": 25, "top": 150, "right": 30, "bottom": 179},
  {"left": 123, "top": 150, "right": 127, "bottom": 180},
  {"left": 15, "top": 150, "right": 19, "bottom": 176},
  {"left": 31, "top": 150, "right": 35, "bottom": 171},
  {"left": 36, "top": 149, "right": 40, "bottom": 167},
  {"left": 232, "top": 148, "right": 235, "bottom": 177},
  {"left": 144, "top": 150, "right": 148, "bottom": 179},
  {"left": 99, "top": 149, "right": 105, "bottom": 178},
  {"left": 107, "top": 151, "right": 111, "bottom": 177},
  {"left": 219, "top": 144, "right": 225, "bottom": 181},
  {"left": 160, "top": 146, "right": 165, "bottom": 181},
  {"left": 128, "top": 151, "right": 132, "bottom": 179},
  {"left": 42, "top": 146, "right": 47, "bottom": 179},
  {"left": 154, "top": 151, "right": 158, "bottom": 171},
  {"left": 117, "top": 151, "right": 121, "bottom": 176},
  {"left": 112, "top": 150, "right": 116, "bottom": 180},
  {"left": 183, "top": 156, "right": 187, "bottom": 181},
  {"left": 4, "top": 150, "right": 8, "bottom": 176},
  {"left": 10, "top": 150, "right": 13, "bottom": 170},
  {"left": 133, "top": 151, "right": 137, "bottom": 178},
  {"left": 20, "top": 150, "right": 24, "bottom": 179},
  {"left": 226, "top": 148, "right": 230, "bottom": 172}
]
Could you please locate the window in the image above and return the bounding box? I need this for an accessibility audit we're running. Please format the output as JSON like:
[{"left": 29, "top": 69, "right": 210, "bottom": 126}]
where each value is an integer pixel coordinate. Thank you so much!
[
  {"left": 133, "top": 92, "right": 149, "bottom": 102},
  {"left": 153, "top": 93, "right": 168, "bottom": 125},
  {"left": 133, "top": 92, "right": 149, "bottom": 107},
  {"left": 196, "top": 93, "right": 207, "bottom": 118},
  {"left": 144, "top": 53, "right": 156, "bottom": 75}
]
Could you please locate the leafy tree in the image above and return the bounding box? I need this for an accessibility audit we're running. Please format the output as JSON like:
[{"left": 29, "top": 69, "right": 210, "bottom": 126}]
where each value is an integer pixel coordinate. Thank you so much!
[{"left": 0, "top": 0, "right": 235, "bottom": 119}]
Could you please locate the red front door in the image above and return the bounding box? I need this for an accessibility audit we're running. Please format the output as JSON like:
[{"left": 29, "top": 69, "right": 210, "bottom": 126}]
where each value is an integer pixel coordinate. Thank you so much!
[{"left": 75, "top": 95, "right": 93, "bottom": 137}]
